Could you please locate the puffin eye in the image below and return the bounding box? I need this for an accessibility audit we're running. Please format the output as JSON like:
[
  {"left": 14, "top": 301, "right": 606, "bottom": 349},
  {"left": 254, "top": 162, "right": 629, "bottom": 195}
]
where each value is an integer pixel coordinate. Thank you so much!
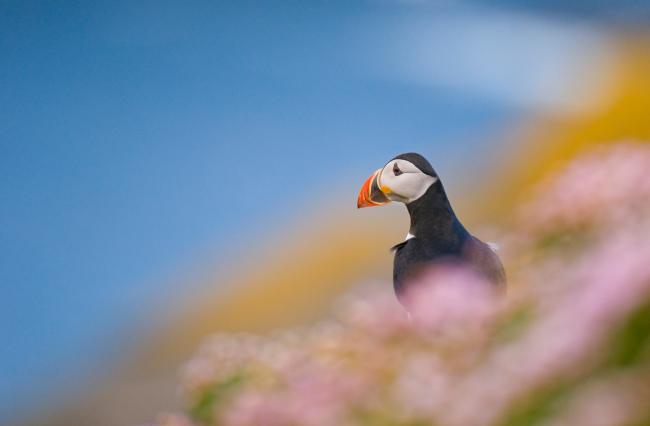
[{"left": 393, "top": 163, "right": 403, "bottom": 176}]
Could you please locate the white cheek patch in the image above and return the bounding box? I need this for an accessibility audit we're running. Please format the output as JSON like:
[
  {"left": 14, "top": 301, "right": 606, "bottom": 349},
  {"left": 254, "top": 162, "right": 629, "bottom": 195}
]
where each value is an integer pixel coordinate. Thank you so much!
[
  {"left": 397, "top": 173, "right": 437, "bottom": 203},
  {"left": 379, "top": 159, "right": 437, "bottom": 204}
]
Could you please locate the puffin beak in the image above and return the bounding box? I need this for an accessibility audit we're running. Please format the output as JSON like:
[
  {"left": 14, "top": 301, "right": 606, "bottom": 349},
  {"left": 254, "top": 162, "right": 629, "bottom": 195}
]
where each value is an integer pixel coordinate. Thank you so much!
[{"left": 357, "top": 169, "right": 391, "bottom": 208}]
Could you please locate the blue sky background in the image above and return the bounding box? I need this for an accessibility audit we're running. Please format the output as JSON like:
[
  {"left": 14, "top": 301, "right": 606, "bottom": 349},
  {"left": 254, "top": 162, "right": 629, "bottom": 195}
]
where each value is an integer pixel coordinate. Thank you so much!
[{"left": 1, "top": 0, "right": 646, "bottom": 421}]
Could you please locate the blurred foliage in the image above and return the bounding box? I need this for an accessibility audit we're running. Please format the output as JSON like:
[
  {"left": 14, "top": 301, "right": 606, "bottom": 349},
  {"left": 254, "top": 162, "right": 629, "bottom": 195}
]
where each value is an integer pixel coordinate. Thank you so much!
[
  {"left": 189, "top": 374, "right": 245, "bottom": 425},
  {"left": 607, "top": 302, "right": 650, "bottom": 368}
]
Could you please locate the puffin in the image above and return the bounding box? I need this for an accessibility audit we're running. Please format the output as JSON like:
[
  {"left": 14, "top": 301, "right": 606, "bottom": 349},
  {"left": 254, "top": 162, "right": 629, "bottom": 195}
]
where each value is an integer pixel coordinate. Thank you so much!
[{"left": 357, "top": 153, "right": 506, "bottom": 298}]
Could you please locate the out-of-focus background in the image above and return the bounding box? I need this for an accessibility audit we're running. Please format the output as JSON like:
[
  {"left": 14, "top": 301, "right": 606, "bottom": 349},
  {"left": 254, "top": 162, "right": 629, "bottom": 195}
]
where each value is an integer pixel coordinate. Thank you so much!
[{"left": 1, "top": 1, "right": 649, "bottom": 425}]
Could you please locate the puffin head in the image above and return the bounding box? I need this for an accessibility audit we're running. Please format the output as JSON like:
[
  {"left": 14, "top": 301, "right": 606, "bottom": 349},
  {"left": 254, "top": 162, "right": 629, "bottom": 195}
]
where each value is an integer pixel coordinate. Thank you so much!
[{"left": 357, "top": 153, "right": 439, "bottom": 208}]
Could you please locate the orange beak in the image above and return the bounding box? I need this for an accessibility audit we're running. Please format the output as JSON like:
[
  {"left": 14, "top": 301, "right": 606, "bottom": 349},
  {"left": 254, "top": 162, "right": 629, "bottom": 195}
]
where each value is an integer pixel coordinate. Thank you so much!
[{"left": 357, "top": 169, "right": 391, "bottom": 208}]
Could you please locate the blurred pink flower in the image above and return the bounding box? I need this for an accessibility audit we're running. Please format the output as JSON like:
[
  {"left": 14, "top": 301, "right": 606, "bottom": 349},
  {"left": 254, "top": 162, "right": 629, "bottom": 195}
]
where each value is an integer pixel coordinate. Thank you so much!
[
  {"left": 519, "top": 143, "right": 650, "bottom": 236},
  {"left": 223, "top": 363, "right": 368, "bottom": 426},
  {"left": 544, "top": 369, "right": 650, "bottom": 426},
  {"left": 401, "top": 265, "right": 502, "bottom": 332},
  {"left": 335, "top": 281, "right": 411, "bottom": 338}
]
